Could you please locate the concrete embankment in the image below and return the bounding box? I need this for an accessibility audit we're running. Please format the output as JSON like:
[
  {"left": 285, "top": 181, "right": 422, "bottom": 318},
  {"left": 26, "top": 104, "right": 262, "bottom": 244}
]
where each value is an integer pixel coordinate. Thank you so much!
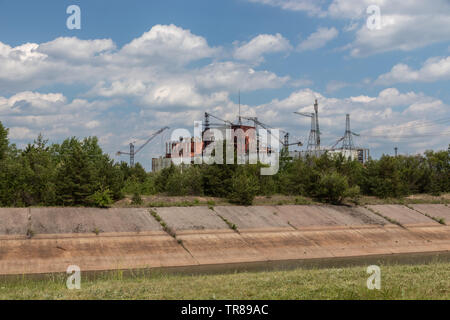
[{"left": 0, "top": 205, "right": 449, "bottom": 275}]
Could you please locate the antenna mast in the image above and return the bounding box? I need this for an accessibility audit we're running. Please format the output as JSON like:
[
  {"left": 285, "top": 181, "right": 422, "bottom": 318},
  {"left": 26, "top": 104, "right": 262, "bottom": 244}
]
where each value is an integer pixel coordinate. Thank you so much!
[{"left": 238, "top": 90, "right": 242, "bottom": 125}]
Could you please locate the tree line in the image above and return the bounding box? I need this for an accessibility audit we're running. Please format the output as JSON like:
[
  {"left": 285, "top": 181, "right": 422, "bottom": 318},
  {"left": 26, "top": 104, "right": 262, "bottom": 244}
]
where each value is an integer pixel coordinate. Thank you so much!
[{"left": 0, "top": 121, "right": 449, "bottom": 207}]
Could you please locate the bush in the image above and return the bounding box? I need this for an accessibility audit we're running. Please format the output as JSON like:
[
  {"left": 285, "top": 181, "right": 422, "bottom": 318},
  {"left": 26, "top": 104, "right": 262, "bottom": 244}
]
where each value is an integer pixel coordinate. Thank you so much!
[
  {"left": 131, "top": 192, "right": 143, "bottom": 205},
  {"left": 228, "top": 168, "right": 259, "bottom": 205},
  {"left": 315, "top": 172, "right": 360, "bottom": 204},
  {"left": 88, "top": 188, "right": 113, "bottom": 208}
]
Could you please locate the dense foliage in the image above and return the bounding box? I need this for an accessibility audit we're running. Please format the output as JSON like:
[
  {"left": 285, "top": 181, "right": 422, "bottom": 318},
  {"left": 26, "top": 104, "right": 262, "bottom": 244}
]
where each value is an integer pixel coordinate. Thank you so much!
[
  {"left": 0, "top": 122, "right": 127, "bottom": 207},
  {"left": 0, "top": 121, "right": 449, "bottom": 207}
]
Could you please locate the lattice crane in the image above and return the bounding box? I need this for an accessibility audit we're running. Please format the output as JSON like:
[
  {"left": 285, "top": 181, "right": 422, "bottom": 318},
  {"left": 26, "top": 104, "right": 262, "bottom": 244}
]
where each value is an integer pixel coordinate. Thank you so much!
[{"left": 117, "top": 126, "right": 169, "bottom": 167}]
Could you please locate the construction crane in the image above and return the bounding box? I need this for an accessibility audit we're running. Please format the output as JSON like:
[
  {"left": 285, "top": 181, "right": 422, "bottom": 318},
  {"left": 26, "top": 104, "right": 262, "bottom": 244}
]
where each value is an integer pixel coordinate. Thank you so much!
[
  {"left": 293, "top": 99, "right": 321, "bottom": 151},
  {"left": 241, "top": 116, "right": 302, "bottom": 153},
  {"left": 204, "top": 112, "right": 234, "bottom": 132},
  {"left": 117, "top": 126, "right": 169, "bottom": 167}
]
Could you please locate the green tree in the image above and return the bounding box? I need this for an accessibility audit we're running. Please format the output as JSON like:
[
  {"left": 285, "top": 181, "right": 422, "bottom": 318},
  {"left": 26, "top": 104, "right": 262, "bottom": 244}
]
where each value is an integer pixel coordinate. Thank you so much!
[
  {"left": 0, "top": 121, "right": 9, "bottom": 162},
  {"left": 315, "top": 171, "right": 360, "bottom": 204},
  {"left": 228, "top": 168, "right": 259, "bottom": 205}
]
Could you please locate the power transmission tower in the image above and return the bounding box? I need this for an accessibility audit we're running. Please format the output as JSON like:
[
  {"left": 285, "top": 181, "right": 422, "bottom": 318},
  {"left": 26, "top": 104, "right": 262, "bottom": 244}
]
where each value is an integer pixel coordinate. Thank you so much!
[
  {"left": 314, "top": 99, "right": 320, "bottom": 149},
  {"left": 331, "top": 114, "right": 360, "bottom": 151},
  {"left": 129, "top": 143, "right": 135, "bottom": 167},
  {"left": 293, "top": 99, "right": 321, "bottom": 153},
  {"left": 293, "top": 112, "right": 318, "bottom": 151},
  {"left": 341, "top": 114, "right": 357, "bottom": 150}
]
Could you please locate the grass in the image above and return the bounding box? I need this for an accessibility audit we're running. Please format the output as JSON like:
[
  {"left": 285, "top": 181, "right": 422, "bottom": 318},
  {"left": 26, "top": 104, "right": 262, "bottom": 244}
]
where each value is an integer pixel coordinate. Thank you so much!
[
  {"left": 115, "top": 193, "right": 450, "bottom": 208},
  {"left": 0, "top": 262, "right": 448, "bottom": 300},
  {"left": 148, "top": 209, "right": 177, "bottom": 238},
  {"left": 356, "top": 194, "right": 450, "bottom": 206}
]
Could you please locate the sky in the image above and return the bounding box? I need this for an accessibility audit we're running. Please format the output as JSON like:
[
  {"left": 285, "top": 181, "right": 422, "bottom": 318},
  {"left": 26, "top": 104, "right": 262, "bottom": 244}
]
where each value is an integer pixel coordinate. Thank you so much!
[{"left": 0, "top": 0, "right": 449, "bottom": 169}]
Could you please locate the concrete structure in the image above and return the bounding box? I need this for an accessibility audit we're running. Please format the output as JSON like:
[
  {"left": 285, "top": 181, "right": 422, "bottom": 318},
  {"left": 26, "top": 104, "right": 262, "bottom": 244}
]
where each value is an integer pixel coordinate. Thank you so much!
[
  {"left": 0, "top": 205, "right": 449, "bottom": 275},
  {"left": 154, "top": 207, "right": 228, "bottom": 232},
  {"left": 0, "top": 208, "right": 29, "bottom": 235},
  {"left": 411, "top": 204, "right": 450, "bottom": 225},
  {"left": 367, "top": 205, "right": 439, "bottom": 226},
  {"left": 30, "top": 208, "right": 162, "bottom": 234}
]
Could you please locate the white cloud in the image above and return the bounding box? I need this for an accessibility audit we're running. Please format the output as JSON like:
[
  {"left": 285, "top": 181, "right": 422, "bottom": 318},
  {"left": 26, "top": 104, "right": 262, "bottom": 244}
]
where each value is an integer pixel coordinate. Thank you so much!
[
  {"left": 120, "top": 24, "right": 219, "bottom": 66},
  {"left": 297, "top": 27, "right": 338, "bottom": 51},
  {"left": 376, "top": 56, "right": 450, "bottom": 85},
  {"left": 85, "top": 120, "right": 100, "bottom": 129},
  {"left": 326, "top": 80, "right": 349, "bottom": 93},
  {"left": 8, "top": 127, "right": 34, "bottom": 140},
  {"left": 233, "top": 33, "right": 292, "bottom": 63},
  {"left": 38, "top": 37, "right": 116, "bottom": 61},
  {"left": 195, "top": 62, "right": 290, "bottom": 92},
  {"left": 328, "top": 0, "right": 450, "bottom": 57},
  {"left": 0, "top": 91, "right": 67, "bottom": 115},
  {"left": 247, "top": 0, "right": 450, "bottom": 57}
]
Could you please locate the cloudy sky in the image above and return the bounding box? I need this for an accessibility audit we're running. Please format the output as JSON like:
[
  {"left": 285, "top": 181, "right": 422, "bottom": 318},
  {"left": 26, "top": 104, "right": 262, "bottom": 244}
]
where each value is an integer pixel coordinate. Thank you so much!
[{"left": 1, "top": 0, "right": 449, "bottom": 169}]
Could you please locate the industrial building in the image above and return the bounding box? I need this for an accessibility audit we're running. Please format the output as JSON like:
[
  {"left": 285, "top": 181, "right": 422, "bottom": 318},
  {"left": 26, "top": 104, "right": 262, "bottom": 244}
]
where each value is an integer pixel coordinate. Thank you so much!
[{"left": 116, "top": 99, "right": 371, "bottom": 171}]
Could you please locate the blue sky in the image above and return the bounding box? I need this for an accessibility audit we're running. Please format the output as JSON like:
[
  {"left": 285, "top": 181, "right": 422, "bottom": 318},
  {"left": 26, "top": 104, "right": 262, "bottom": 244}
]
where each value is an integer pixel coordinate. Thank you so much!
[{"left": 1, "top": 0, "right": 449, "bottom": 169}]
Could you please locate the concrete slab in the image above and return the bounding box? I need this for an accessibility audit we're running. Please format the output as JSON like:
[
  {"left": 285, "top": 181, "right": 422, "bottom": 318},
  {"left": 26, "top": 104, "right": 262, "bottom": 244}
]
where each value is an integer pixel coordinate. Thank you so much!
[
  {"left": 275, "top": 205, "right": 339, "bottom": 227},
  {"left": 1, "top": 205, "right": 449, "bottom": 276},
  {"left": 367, "top": 205, "right": 439, "bottom": 226},
  {"left": 177, "top": 231, "right": 266, "bottom": 265},
  {"left": 240, "top": 230, "right": 335, "bottom": 260},
  {"left": 30, "top": 208, "right": 161, "bottom": 234},
  {"left": 274, "top": 205, "right": 389, "bottom": 228},
  {"left": 324, "top": 206, "right": 390, "bottom": 226},
  {"left": 155, "top": 207, "right": 228, "bottom": 232},
  {"left": 406, "top": 225, "right": 450, "bottom": 242},
  {"left": 0, "top": 233, "right": 196, "bottom": 275},
  {"left": 0, "top": 208, "right": 28, "bottom": 235},
  {"left": 213, "top": 206, "right": 294, "bottom": 231},
  {"left": 411, "top": 204, "right": 450, "bottom": 225}
]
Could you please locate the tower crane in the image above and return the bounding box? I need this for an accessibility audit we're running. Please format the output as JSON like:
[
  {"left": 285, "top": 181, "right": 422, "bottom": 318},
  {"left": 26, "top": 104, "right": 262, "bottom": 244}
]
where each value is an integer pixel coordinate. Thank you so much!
[
  {"left": 204, "top": 112, "right": 234, "bottom": 127},
  {"left": 241, "top": 116, "right": 302, "bottom": 153},
  {"left": 117, "top": 126, "right": 169, "bottom": 167}
]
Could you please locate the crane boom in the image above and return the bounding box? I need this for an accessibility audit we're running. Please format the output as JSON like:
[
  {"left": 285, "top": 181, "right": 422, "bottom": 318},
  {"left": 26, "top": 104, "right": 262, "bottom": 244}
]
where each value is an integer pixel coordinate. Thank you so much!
[
  {"left": 117, "top": 126, "right": 169, "bottom": 167},
  {"left": 241, "top": 116, "right": 302, "bottom": 148},
  {"left": 205, "top": 112, "right": 234, "bottom": 126},
  {"left": 293, "top": 111, "right": 313, "bottom": 118},
  {"left": 134, "top": 127, "right": 169, "bottom": 155}
]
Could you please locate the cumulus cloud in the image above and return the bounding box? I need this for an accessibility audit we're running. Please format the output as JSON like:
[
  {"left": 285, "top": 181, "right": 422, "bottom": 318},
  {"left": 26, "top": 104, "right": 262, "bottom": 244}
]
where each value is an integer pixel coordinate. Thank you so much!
[
  {"left": 38, "top": 37, "right": 116, "bottom": 61},
  {"left": 195, "top": 62, "right": 290, "bottom": 91},
  {"left": 376, "top": 56, "right": 450, "bottom": 85},
  {"left": 297, "top": 27, "right": 338, "bottom": 51},
  {"left": 233, "top": 33, "right": 292, "bottom": 63},
  {"left": 120, "top": 24, "right": 219, "bottom": 66},
  {"left": 1, "top": 21, "right": 448, "bottom": 166},
  {"left": 328, "top": 0, "right": 450, "bottom": 57},
  {"left": 247, "top": 0, "right": 450, "bottom": 57},
  {"left": 0, "top": 91, "right": 67, "bottom": 115}
]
